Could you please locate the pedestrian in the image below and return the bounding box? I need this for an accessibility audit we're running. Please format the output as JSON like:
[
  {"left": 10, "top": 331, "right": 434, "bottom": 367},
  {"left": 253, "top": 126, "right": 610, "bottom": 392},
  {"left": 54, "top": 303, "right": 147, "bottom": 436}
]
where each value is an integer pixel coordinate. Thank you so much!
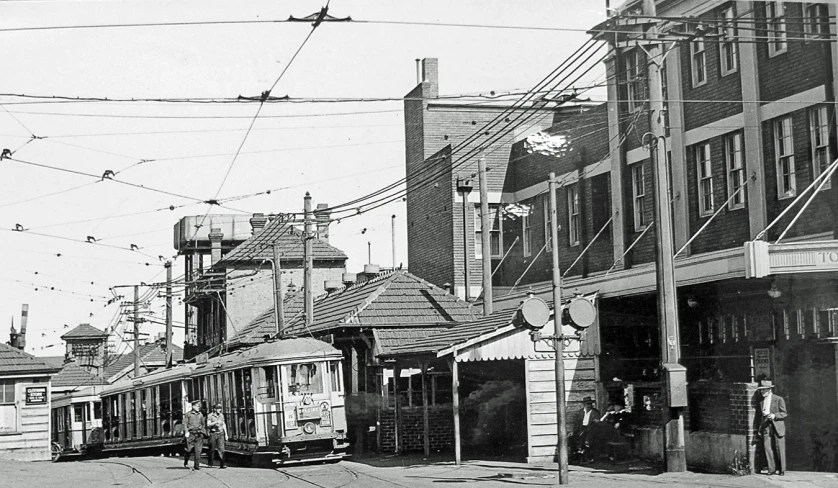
[
  {"left": 569, "top": 396, "right": 600, "bottom": 463},
  {"left": 206, "top": 403, "right": 228, "bottom": 469},
  {"left": 183, "top": 399, "right": 206, "bottom": 470},
  {"left": 757, "top": 380, "right": 787, "bottom": 476}
]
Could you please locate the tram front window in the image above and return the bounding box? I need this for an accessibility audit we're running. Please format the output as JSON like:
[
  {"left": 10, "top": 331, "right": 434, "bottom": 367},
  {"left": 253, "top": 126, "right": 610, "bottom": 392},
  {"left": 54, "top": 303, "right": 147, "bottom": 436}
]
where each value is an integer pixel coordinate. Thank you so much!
[{"left": 286, "top": 363, "right": 323, "bottom": 396}]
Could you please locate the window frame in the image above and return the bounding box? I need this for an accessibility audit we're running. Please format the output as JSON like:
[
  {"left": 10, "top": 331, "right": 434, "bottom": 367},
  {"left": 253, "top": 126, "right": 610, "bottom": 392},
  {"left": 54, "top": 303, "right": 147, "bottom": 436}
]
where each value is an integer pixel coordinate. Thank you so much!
[
  {"left": 474, "top": 204, "right": 503, "bottom": 259},
  {"left": 631, "top": 163, "right": 647, "bottom": 231},
  {"left": 0, "top": 381, "right": 17, "bottom": 433},
  {"left": 719, "top": 6, "right": 738, "bottom": 76},
  {"left": 567, "top": 184, "right": 581, "bottom": 247},
  {"left": 625, "top": 50, "right": 643, "bottom": 112},
  {"left": 766, "top": 2, "right": 788, "bottom": 57},
  {"left": 522, "top": 212, "right": 532, "bottom": 257},
  {"left": 696, "top": 143, "right": 715, "bottom": 216},
  {"left": 724, "top": 132, "right": 746, "bottom": 210},
  {"left": 809, "top": 105, "right": 832, "bottom": 190},
  {"left": 542, "top": 194, "right": 553, "bottom": 252},
  {"left": 774, "top": 116, "right": 796, "bottom": 199},
  {"left": 690, "top": 37, "right": 707, "bottom": 87},
  {"left": 804, "top": 3, "right": 829, "bottom": 39}
]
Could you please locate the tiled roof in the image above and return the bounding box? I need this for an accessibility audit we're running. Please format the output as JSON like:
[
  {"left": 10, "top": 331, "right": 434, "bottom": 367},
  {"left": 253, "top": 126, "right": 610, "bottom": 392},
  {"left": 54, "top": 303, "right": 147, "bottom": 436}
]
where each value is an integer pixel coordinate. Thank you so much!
[
  {"left": 218, "top": 217, "right": 346, "bottom": 265},
  {"left": 103, "top": 342, "right": 184, "bottom": 381},
  {"left": 0, "top": 342, "right": 60, "bottom": 376},
  {"left": 61, "top": 323, "right": 108, "bottom": 340},
  {"left": 41, "top": 356, "right": 67, "bottom": 369},
  {"left": 231, "top": 271, "right": 475, "bottom": 346},
  {"left": 52, "top": 361, "right": 108, "bottom": 388}
]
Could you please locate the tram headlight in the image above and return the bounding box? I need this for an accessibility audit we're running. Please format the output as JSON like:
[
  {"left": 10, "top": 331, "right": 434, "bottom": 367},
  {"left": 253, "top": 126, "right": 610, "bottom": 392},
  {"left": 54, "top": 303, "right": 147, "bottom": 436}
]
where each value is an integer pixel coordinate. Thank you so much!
[{"left": 302, "top": 422, "right": 316, "bottom": 434}]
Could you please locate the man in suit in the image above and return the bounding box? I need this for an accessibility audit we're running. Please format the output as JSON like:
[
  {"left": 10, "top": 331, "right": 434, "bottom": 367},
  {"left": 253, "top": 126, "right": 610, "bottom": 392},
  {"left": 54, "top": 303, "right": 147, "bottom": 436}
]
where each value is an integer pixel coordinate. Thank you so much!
[
  {"left": 757, "top": 380, "right": 787, "bottom": 476},
  {"left": 569, "top": 396, "right": 601, "bottom": 463}
]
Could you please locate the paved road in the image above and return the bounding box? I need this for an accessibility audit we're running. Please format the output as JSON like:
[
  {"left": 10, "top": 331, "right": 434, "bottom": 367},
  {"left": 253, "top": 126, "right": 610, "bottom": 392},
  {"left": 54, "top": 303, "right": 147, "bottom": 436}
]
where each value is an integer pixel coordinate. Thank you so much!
[{"left": 4, "top": 454, "right": 838, "bottom": 487}]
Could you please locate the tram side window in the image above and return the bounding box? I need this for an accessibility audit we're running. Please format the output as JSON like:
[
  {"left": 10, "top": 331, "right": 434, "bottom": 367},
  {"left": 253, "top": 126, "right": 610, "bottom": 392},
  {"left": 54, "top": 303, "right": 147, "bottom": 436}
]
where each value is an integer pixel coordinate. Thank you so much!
[
  {"left": 171, "top": 382, "right": 183, "bottom": 424},
  {"left": 242, "top": 369, "right": 253, "bottom": 407},
  {"left": 94, "top": 401, "right": 102, "bottom": 420},
  {"left": 287, "top": 363, "right": 324, "bottom": 396},
  {"left": 74, "top": 404, "right": 84, "bottom": 423},
  {"left": 257, "top": 366, "right": 277, "bottom": 400},
  {"left": 330, "top": 361, "right": 342, "bottom": 393}
]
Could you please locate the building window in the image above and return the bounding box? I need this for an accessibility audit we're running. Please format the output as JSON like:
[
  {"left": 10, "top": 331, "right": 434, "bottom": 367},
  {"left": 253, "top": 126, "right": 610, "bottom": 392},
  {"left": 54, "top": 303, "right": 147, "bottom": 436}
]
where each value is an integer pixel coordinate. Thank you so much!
[
  {"left": 805, "top": 3, "right": 829, "bottom": 38},
  {"left": 719, "top": 6, "right": 738, "bottom": 75},
  {"left": 774, "top": 116, "right": 796, "bottom": 199},
  {"left": 475, "top": 204, "right": 502, "bottom": 259},
  {"left": 542, "top": 194, "right": 554, "bottom": 251},
  {"left": 625, "top": 50, "right": 643, "bottom": 112},
  {"left": 522, "top": 213, "right": 532, "bottom": 257},
  {"left": 809, "top": 105, "right": 832, "bottom": 189},
  {"left": 766, "top": 2, "right": 787, "bottom": 57},
  {"left": 632, "top": 163, "right": 647, "bottom": 231},
  {"left": 690, "top": 38, "right": 707, "bottom": 87},
  {"left": 725, "top": 133, "right": 746, "bottom": 209},
  {"left": 567, "top": 184, "right": 580, "bottom": 247},
  {"left": 0, "top": 381, "right": 16, "bottom": 433},
  {"left": 696, "top": 143, "right": 714, "bottom": 216}
]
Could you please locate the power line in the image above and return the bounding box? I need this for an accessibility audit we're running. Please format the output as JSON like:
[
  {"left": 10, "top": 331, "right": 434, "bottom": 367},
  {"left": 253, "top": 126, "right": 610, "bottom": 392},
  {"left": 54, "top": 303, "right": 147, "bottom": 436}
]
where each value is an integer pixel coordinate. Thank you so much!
[{"left": 4, "top": 108, "right": 403, "bottom": 119}]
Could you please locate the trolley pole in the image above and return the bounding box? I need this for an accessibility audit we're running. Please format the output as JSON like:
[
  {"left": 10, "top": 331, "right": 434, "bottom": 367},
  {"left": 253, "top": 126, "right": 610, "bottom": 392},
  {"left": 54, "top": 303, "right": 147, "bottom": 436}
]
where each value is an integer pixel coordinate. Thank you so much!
[
  {"left": 304, "top": 192, "right": 314, "bottom": 327},
  {"left": 548, "top": 172, "right": 569, "bottom": 484},
  {"left": 478, "top": 157, "right": 493, "bottom": 316},
  {"left": 165, "top": 261, "right": 173, "bottom": 368},
  {"left": 273, "top": 242, "right": 285, "bottom": 336},
  {"left": 133, "top": 284, "right": 140, "bottom": 378}
]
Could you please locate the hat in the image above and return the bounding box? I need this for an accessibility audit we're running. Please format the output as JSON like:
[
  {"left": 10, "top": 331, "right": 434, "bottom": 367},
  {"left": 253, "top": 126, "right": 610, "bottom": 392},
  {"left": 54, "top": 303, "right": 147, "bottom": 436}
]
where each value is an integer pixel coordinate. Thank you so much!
[
  {"left": 582, "top": 396, "right": 595, "bottom": 404},
  {"left": 190, "top": 399, "right": 201, "bottom": 405},
  {"left": 757, "top": 380, "right": 775, "bottom": 390},
  {"left": 213, "top": 403, "right": 222, "bottom": 409}
]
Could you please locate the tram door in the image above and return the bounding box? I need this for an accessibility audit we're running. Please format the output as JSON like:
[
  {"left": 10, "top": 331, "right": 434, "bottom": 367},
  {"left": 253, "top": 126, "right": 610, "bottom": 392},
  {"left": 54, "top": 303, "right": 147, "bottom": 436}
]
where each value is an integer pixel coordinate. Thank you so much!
[{"left": 71, "top": 403, "right": 89, "bottom": 449}]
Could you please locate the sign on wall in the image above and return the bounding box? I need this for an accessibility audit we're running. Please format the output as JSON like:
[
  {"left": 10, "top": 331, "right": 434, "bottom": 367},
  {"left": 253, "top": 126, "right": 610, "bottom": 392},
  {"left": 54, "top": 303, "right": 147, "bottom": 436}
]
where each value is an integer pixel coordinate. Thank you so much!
[
  {"left": 745, "top": 240, "right": 838, "bottom": 278},
  {"left": 25, "top": 386, "right": 47, "bottom": 405},
  {"left": 754, "top": 348, "right": 772, "bottom": 381}
]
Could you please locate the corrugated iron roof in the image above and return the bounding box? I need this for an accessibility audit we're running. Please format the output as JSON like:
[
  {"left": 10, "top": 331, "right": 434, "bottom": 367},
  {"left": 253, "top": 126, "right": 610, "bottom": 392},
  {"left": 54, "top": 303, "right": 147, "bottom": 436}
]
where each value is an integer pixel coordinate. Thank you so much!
[
  {"left": 231, "top": 271, "right": 474, "bottom": 346},
  {"left": 0, "top": 342, "right": 60, "bottom": 376},
  {"left": 218, "top": 216, "right": 346, "bottom": 265},
  {"left": 60, "top": 323, "right": 108, "bottom": 340},
  {"left": 52, "top": 361, "right": 108, "bottom": 388}
]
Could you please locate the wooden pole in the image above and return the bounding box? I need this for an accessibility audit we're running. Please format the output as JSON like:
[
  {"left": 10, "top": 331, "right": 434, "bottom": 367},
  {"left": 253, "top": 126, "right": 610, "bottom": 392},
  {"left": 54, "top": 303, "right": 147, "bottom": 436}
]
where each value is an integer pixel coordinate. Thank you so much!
[
  {"left": 478, "top": 157, "right": 493, "bottom": 315},
  {"left": 421, "top": 362, "right": 430, "bottom": 458},
  {"left": 272, "top": 243, "right": 285, "bottom": 336},
  {"left": 165, "top": 261, "right": 173, "bottom": 368},
  {"left": 449, "top": 357, "right": 461, "bottom": 465},
  {"left": 304, "top": 192, "right": 314, "bottom": 326},
  {"left": 391, "top": 214, "right": 397, "bottom": 269},
  {"left": 393, "top": 363, "right": 401, "bottom": 454},
  {"left": 461, "top": 190, "right": 471, "bottom": 301},
  {"left": 548, "top": 172, "right": 569, "bottom": 484}
]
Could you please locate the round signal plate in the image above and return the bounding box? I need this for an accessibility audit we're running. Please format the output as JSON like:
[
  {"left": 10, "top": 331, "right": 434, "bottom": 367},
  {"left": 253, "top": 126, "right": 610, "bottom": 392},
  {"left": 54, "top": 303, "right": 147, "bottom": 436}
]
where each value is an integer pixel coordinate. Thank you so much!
[
  {"left": 568, "top": 298, "right": 596, "bottom": 328},
  {"left": 519, "top": 297, "right": 550, "bottom": 329}
]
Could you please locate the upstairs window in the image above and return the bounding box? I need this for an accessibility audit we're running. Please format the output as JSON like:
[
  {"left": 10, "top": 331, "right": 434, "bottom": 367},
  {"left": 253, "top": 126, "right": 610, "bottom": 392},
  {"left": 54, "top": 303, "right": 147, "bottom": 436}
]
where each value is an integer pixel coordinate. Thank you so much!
[
  {"left": 567, "top": 184, "right": 580, "bottom": 247},
  {"left": 690, "top": 38, "right": 707, "bottom": 87},
  {"left": 543, "top": 194, "right": 553, "bottom": 252},
  {"left": 475, "top": 204, "right": 502, "bottom": 258},
  {"left": 625, "top": 50, "right": 643, "bottom": 112},
  {"left": 522, "top": 213, "right": 532, "bottom": 257},
  {"left": 696, "top": 143, "right": 714, "bottom": 216},
  {"left": 724, "top": 133, "right": 746, "bottom": 210},
  {"left": 632, "top": 163, "right": 647, "bottom": 231},
  {"left": 719, "top": 6, "right": 738, "bottom": 75},
  {"left": 809, "top": 106, "right": 832, "bottom": 189},
  {"left": 774, "top": 116, "right": 796, "bottom": 199},
  {"left": 766, "top": 2, "right": 787, "bottom": 57},
  {"left": 805, "top": 3, "right": 829, "bottom": 39}
]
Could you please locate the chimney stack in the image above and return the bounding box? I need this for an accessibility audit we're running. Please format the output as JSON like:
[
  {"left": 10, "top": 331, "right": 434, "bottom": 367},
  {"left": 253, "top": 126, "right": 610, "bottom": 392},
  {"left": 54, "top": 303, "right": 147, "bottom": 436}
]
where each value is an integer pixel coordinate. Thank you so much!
[
  {"left": 315, "top": 203, "right": 331, "bottom": 243},
  {"left": 342, "top": 273, "right": 357, "bottom": 287},
  {"left": 9, "top": 317, "right": 18, "bottom": 349},
  {"left": 324, "top": 280, "right": 341, "bottom": 293},
  {"left": 421, "top": 58, "right": 439, "bottom": 98},
  {"left": 209, "top": 228, "right": 224, "bottom": 267},
  {"left": 18, "top": 304, "right": 28, "bottom": 350},
  {"left": 250, "top": 213, "right": 268, "bottom": 235}
]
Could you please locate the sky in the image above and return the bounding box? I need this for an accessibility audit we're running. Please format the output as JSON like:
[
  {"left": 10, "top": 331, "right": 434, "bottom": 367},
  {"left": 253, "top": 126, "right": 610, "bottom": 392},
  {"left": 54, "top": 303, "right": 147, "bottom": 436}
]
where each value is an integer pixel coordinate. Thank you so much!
[{"left": 0, "top": 0, "right": 607, "bottom": 357}]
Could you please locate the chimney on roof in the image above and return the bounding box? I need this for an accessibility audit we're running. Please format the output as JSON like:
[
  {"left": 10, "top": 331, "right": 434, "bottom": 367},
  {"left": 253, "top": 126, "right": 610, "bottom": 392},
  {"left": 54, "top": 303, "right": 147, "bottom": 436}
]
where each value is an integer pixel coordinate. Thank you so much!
[
  {"left": 342, "top": 273, "right": 356, "bottom": 287},
  {"left": 209, "top": 228, "right": 224, "bottom": 267},
  {"left": 250, "top": 213, "right": 268, "bottom": 235},
  {"left": 8, "top": 316, "right": 17, "bottom": 349},
  {"left": 442, "top": 282, "right": 452, "bottom": 295},
  {"left": 324, "top": 280, "right": 341, "bottom": 293},
  {"left": 18, "top": 304, "right": 28, "bottom": 351},
  {"left": 315, "top": 203, "right": 330, "bottom": 243},
  {"left": 421, "top": 58, "right": 439, "bottom": 98},
  {"left": 356, "top": 264, "right": 380, "bottom": 285}
]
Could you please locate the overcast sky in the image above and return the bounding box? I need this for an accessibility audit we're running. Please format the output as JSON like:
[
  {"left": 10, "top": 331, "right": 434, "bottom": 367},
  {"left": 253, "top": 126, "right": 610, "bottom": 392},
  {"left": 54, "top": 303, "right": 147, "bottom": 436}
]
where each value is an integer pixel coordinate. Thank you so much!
[{"left": 0, "top": 0, "right": 606, "bottom": 357}]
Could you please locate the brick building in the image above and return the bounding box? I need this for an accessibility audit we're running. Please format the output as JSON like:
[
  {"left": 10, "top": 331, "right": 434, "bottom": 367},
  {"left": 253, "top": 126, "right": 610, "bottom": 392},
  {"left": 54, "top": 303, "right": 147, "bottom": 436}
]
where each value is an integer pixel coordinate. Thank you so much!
[{"left": 403, "top": 0, "right": 838, "bottom": 473}]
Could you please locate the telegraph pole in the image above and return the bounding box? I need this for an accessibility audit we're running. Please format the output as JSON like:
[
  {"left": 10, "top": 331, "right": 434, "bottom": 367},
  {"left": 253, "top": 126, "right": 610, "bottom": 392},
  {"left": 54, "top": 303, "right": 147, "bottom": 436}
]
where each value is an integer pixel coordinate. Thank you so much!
[
  {"left": 273, "top": 242, "right": 285, "bottom": 336},
  {"left": 548, "top": 172, "right": 569, "bottom": 484},
  {"left": 478, "top": 157, "right": 493, "bottom": 316},
  {"left": 133, "top": 284, "right": 140, "bottom": 377},
  {"left": 165, "top": 261, "right": 173, "bottom": 368},
  {"left": 304, "top": 192, "right": 314, "bottom": 326},
  {"left": 643, "top": 0, "right": 687, "bottom": 472},
  {"left": 391, "top": 214, "right": 397, "bottom": 269}
]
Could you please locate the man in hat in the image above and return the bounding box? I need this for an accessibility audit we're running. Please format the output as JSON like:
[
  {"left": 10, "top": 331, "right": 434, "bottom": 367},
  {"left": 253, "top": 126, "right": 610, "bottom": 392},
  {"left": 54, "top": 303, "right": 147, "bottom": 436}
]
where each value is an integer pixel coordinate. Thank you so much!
[
  {"left": 206, "top": 403, "right": 228, "bottom": 469},
  {"left": 569, "top": 396, "right": 601, "bottom": 463},
  {"left": 183, "top": 399, "right": 206, "bottom": 470},
  {"left": 757, "top": 380, "right": 787, "bottom": 476}
]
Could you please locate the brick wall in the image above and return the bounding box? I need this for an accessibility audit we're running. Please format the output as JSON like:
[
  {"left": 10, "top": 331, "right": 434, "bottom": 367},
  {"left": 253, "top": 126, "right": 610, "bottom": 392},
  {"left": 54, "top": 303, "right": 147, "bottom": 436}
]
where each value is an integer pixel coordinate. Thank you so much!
[
  {"left": 379, "top": 405, "right": 455, "bottom": 454},
  {"left": 688, "top": 382, "right": 757, "bottom": 435},
  {"left": 623, "top": 159, "right": 657, "bottom": 266}
]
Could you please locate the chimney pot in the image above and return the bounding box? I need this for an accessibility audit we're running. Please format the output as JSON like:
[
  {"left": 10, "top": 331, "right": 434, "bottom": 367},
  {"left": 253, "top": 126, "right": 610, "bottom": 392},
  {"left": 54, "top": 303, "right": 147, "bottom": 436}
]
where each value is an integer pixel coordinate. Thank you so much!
[
  {"left": 341, "top": 273, "right": 357, "bottom": 286},
  {"left": 324, "top": 280, "right": 341, "bottom": 292},
  {"left": 250, "top": 213, "right": 268, "bottom": 235}
]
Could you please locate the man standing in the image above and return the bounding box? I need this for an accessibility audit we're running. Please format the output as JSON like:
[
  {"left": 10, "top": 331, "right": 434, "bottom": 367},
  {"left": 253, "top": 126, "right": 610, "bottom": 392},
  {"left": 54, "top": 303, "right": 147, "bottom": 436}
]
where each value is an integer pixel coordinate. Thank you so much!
[
  {"left": 206, "top": 403, "right": 228, "bottom": 469},
  {"left": 757, "top": 380, "right": 787, "bottom": 476},
  {"left": 183, "top": 399, "right": 206, "bottom": 470},
  {"left": 569, "top": 396, "right": 601, "bottom": 463}
]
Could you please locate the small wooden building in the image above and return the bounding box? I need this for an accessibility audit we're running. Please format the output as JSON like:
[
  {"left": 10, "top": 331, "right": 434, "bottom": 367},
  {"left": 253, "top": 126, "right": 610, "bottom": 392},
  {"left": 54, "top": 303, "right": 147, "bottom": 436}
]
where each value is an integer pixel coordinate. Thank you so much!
[{"left": 0, "top": 342, "right": 60, "bottom": 460}]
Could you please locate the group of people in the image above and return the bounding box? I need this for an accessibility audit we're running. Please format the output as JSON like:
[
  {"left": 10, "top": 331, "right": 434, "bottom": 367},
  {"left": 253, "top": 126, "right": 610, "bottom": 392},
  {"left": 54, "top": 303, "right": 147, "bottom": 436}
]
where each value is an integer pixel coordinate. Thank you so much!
[{"left": 183, "top": 399, "right": 229, "bottom": 470}]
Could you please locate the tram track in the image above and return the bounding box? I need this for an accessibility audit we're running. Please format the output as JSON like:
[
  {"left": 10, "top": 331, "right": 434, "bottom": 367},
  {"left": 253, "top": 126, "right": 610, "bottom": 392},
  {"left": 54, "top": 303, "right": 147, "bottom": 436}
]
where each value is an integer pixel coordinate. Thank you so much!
[{"left": 86, "top": 460, "right": 153, "bottom": 485}]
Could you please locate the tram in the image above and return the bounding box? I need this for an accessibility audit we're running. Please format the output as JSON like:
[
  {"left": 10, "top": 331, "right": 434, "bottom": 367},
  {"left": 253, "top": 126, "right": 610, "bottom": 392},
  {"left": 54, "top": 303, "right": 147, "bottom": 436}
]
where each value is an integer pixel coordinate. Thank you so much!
[
  {"left": 98, "top": 337, "right": 348, "bottom": 466},
  {"left": 50, "top": 387, "right": 104, "bottom": 461}
]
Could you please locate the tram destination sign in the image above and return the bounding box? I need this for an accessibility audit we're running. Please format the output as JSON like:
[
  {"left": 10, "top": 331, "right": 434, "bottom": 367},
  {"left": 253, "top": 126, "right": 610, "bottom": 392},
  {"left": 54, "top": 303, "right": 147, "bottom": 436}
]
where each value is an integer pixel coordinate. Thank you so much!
[
  {"left": 745, "top": 240, "right": 838, "bottom": 278},
  {"left": 25, "top": 386, "right": 47, "bottom": 405}
]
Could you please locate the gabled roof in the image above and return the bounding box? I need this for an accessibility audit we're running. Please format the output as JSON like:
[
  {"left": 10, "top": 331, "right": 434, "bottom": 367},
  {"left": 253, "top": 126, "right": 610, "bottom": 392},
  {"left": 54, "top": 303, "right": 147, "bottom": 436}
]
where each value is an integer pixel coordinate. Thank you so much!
[
  {"left": 52, "top": 361, "right": 108, "bottom": 388},
  {"left": 103, "top": 342, "right": 184, "bottom": 381},
  {"left": 218, "top": 216, "right": 346, "bottom": 266},
  {"left": 231, "top": 271, "right": 475, "bottom": 346},
  {"left": 0, "top": 342, "right": 60, "bottom": 376},
  {"left": 41, "top": 356, "right": 66, "bottom": 369},
  {"left": 61, "top": 323, "right": 108, "bottom": 340}
]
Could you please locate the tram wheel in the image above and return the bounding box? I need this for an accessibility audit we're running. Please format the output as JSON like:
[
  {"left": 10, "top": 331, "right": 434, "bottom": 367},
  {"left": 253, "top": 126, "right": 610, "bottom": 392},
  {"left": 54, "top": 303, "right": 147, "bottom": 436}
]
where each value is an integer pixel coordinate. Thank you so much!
[{"left": 51, "top": 442, "right": 63, "bottom": 462}]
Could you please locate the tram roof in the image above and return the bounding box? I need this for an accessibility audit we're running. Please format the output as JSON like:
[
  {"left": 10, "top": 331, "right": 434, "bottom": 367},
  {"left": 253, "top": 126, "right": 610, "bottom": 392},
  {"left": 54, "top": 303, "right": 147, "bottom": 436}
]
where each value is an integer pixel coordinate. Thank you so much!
[
  {"left": 101, "top": 363, "right": 196, "bottom": 396},
  {"left": 193, "top": 337, "right": 340, "bottom": 375}
]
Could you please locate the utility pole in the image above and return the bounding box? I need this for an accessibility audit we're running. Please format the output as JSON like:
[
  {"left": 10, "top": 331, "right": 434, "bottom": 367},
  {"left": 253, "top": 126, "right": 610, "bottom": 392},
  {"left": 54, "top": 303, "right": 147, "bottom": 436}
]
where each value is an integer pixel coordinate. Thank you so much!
[
  {"left": 458, "top": 178, "right": 473, "bottom": 301},
  {"left": 478, "top": 157, "right": 493, "bottom": 316},
  {"left": 391, "top": 214, "right": 397, "bottom": 269},
  {"left": 133, "top": 284, "right": 140, "bottom": 377},
  {"left": 273, "top": 242, "right": 285, "bottom": 336},
  {"left": 548, "top": 172, "right": 569, "bottom": 484},
  {"left": 644, "top": 0, "right": 687, "bottom": 472},
  {"left": 304, "top": 192, "right": 314, "bottom": 327},
  {"left": 165, "top": 261, "right": 173, "bottom": 368}
]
